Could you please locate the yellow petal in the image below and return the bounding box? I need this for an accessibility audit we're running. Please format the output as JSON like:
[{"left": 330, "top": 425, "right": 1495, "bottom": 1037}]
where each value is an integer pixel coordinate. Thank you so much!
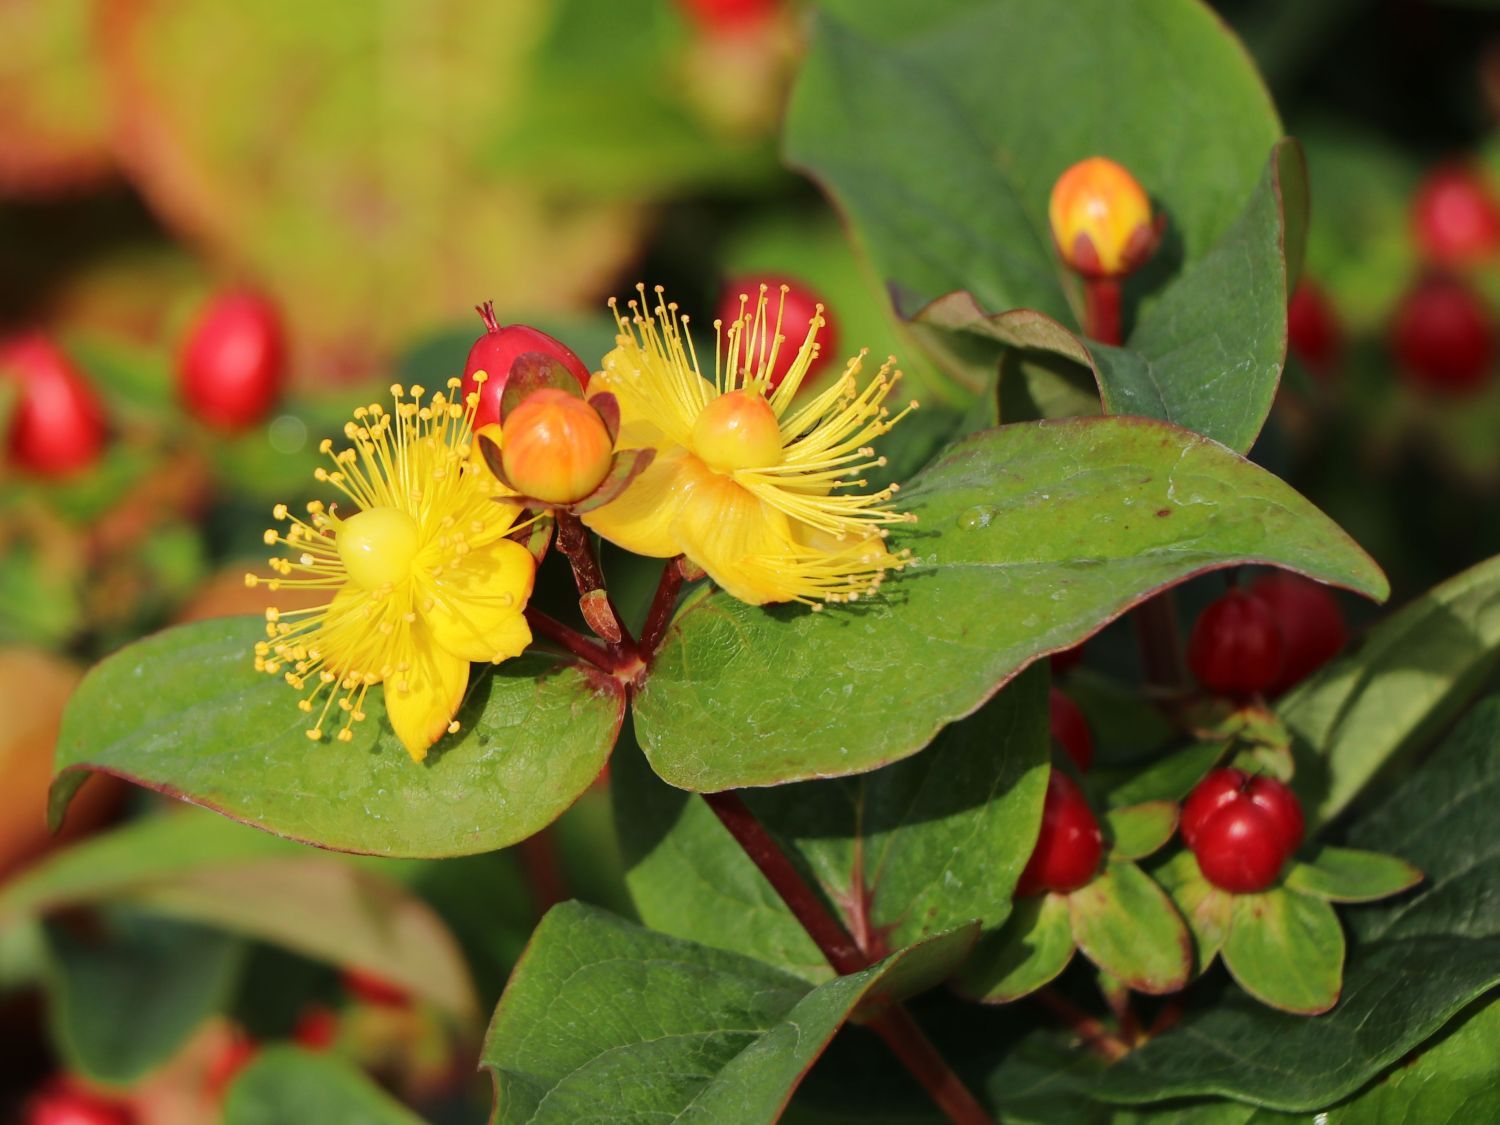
[
  {"left": 580, "top": 445, "right": 695, "bottom": 559},
  {"left": 589, "top": 357, "right": 672, "bottom": 450},
  {"left": 384, "top": 635, "right": 468, "bottom": 763},
  {"left": 425, "top": 537, "right": 536, "bottom": 663},
  {"left": 670, "top": 458, "right": 796, "bottom": 605}
]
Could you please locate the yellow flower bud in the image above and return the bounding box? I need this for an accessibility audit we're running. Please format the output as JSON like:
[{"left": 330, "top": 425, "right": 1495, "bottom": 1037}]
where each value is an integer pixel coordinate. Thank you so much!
[
  {"left": 500, "top": 388, "right": 614, "bottom": 504},
  {"left": 1048, "top": 157, "right": 1159, "bottom": 279},
  {"left": 691, "top": 388, "right": 784, "bottom": 473}
]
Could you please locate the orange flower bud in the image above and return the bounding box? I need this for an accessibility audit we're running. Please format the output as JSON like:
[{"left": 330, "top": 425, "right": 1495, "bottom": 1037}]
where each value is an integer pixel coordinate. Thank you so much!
[
  {"left": 500, "top": 388, "right": 614, "bottom": 504},
  {"left": 1048, "top": 157, "right": 1159, "bottom": 279},
  {"left": 691, "top": 388, "right": 783, "bottom": 473}
]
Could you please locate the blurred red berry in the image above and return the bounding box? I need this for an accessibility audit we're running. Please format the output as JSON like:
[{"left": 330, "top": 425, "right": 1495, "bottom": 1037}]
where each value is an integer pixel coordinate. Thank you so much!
[
  {"left": 1245, "top": 775, "right": 1305, "bottom": 855},
  {"left": 206, "top": 1035, "right": 258, "bottom": 1097},
  {"left": 1016, "top": 770, "right": 1103, "bottom": 896},
  {"left": 1247, "top": 572, "right": 1347, "bottom": 694},
  {"left": 715, "top": 274, "right": 837, "bottom": 391},
  {"left": 24, "top": 1078, "right": 134, "bottom": 1125},
  {"left": 1192, "top": 801, "right": 1290, "bottom": 893},
  {"left": 342, "top": 967, "right": 411, "bottom": 1008},
  {"left": 1188, "top": 589, "right": 1284, "bottom": 697},
  {"left": 461, "top": 302, "right": 590, "bottom": 433},
  {"left": 1286, "top": 280, "right": 1342, "bottom": 376},
  {"left": 677, "top": 0, "right": 780, "bottom": 34},
  {"left": 1180, "top": 767, "right": 1248, "bottom": 850},
  {"left": 1, "top": 333, "right": 107, "bottom": 477},
  {"left": 1391, "top": 276, "right": 1495, "bottom": 395},
  {"left": 1411, "top": 164, "right": 1500, "bottom": 266},
  {"left": 178, "top": 290, "right": 287, "bottom": 430},
  {"left": 1048, "top": 687, "right": 1094, "bottom": 772},
  {"left": 292, "top": 1005, "right": 339, "bottom": 1051}
]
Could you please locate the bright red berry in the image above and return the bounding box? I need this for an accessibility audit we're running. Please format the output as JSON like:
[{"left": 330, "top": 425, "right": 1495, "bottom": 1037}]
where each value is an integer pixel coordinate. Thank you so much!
[
  {"left": 1286, "top": 280, "right": 1342, "bottom": 376},
  {"left": 677, "top": 0, "right": 780, "bottom": 34},
  {"left": 1245, "top": 776, "right": 1305, "bottom": 855},
  {"left": 1247, "top": 572, "right": 1347, "bottom": 694},
  {"left": 715, "top": 274, "right": 837, "bottom": 391},
  {"left": 342, "top": 967, "right": 410, "bottom": 1008},
  {"left": 1411, "top": 164, "right": 1500, "bottom": 266},
  {"left": 24, "top": 1078, "right": 134, "bottom": 1125},
  {"left": 292, "top": 1005, "right": 338, "bottom": 1050},
  {"left": 1188, "top": 589, "right": 1285, "bottom": 697},
  {"left": 1, "top": 333, "right": 107, "bottom": 478},
  {"left": 461, "top": 303, "right": 590, "bottom": 434},
  {"left": 1048, "top": 687, "right": 1093, "bottom": 772},
  {"left": 1180, "top": 767, "right": 1249, "bottom": 850},
  {"left": 1192, "top": 801, "right": 1289, "bottom": 893},
  {"left": 178, "top": 290, "right": 287, "bottom": 430},
  {"left": 1016, "top": 770, "right": 1104, "bottom": 896},
  {"left": 1391, "top": 276, "right": 1495, "bottom": 395}
]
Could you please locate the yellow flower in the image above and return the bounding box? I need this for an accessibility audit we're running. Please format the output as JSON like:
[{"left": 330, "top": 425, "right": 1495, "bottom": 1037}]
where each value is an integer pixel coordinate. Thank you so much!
[
  {"left": 581, "top": 284, "right": 917, "bottom": 607},
  {"left": 249, "top": 380, "right": 535, "bottom": 762}
]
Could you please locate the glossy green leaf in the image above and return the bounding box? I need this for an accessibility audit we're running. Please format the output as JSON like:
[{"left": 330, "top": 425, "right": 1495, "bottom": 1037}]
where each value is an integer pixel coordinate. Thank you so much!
[
  {"left": 43, "top": 910, "right": 245, "bottom": 1086},
  {"left": 1068, "top": 862, "right": 1192, "bottom": 994},
  {"left": 1279, "top": 553, "right": 1500, "bottom": 825},
  {"left": 224, "top": 1046, "right": 422, "bottom": 1125},
  {"left": 957, "top": 893, "right": 1076, "bottom": 1003},
  {"left": 636, "top": 417, "right": 1385, "bottom": 790},
  {"left": 1105, "top": 802, "right": 1179, "bottom": 861},
  {"left": 1095, "top": 696, "right": 1500, "bottom": 1110},
  {"left": 50, "top": 617, "right": 625, "bottom": 857},
  {"left": 1155, "top": 849, "right": 1232, "bottom": 977},
  {"left": 787, "top": 0, "right": 1300, "bottom": 452},
  {"left": 1105, "top": 742, "right": 1226, "bottom": 808},
  {"left": 1284, "top": 847, "right": 1424, "bottom": 904},
  {"left": 482, "top": 902, "right": 975, "bottom": 1124},
  {"left": 1221, "top": 888, "right": 1345, "bottom": 1015}
]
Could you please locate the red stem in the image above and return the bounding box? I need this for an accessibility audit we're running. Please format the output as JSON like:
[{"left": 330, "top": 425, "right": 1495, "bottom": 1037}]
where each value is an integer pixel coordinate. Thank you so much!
[
  {"left": 523, "top": 607, "right": 617, "bottom": 672},
  {"left": 555, "top": 513, "right": 631, "bottom": 647},
  {"left": 1083, "top": 278, "right": 1122, "bottom": 346},
  {"left": 702, "top": 791, "right": 992, "bottom": 1124},
  {"left": 1035, "top": 988, "right": 1130, "bottom": 1062},
  {"left": 639, "top": 558, "right": 687, "bottom": 659},
  {"left": 518, "top": 829, "right": 569, "bottom": 915}
]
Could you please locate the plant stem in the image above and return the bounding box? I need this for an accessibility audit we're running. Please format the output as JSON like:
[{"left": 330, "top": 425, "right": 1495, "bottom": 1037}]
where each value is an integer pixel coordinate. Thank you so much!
[
  {"left": 1034, "top": 988, "right": 1130, "bottom": 1062},
  {"left": 554, "top": 512, "right": 630, "bottom": 646},
  {"left": 702, "top": 791, "right": 993, "bottom": 1124},
  {"left": 523, "top": 607, "right": 618, "bottom": 672},
  {"left": 518, "top": 829, "right": 569, "bottom": 915},
  {"left": 638, "top": 558, "right": 687, "bottom": 659},
  {"left": 1083, "top": 277, "right": 1122, "bottom": 347}
]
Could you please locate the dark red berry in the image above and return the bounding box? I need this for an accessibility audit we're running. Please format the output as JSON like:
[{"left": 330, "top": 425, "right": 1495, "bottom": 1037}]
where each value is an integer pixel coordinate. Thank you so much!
[
  {"left": 1049, "top": 644, "right": 1084, "bottom": 676},
  {"left": 1192, "top": 801, "right": 1289, "bottom": 893},
  {"left": 342, "top": 967, "right": 410, "bottom": 1008},
  {"left": 1391, "top": 276, "right": 1495, "bottom": 395},
  {"left": 1411, "top": 164, "right": 1500, "bottom": 266},
  {"left": 1247, "top": 572, "right": 1347, "bottom": 694},
  {"left": 715, "top": 273, "right": 837, "bottom": 391},
  {"left": 178, "top": 290, "right": 287, "bottom": 430},
  {"left": 1, "top": 333, "right": 107, "bottom": 478},
  {"left": 1016, "top": 770, "right": 1103, "bottom": 896},
  {"left": 677, "top": 0, "right": 780, "bottom": 34},
  {"left": 1286, "top": 280, "right": 1341, "bottom": 376},
  {"left": 1188, "top": 589, "right": 1284, "bottom": 697},
  {"left": 1180, "top": 767, "right": 1248, "bottom": 850},
  {"left": 461, "top": 302, "right": 589, "bottom": 433},
  {"left": 292, "top": 1005, "right": 338, "bottom": 1050},
  {"left": 1245, "top": 776, "right": 1305, "bottom": 855},
  {"left": 24, "top": 1079, "right": 134, "bottom": 1125},
  {"left": 1048, "top": 687, "right": 1094, "bottom": 772}
]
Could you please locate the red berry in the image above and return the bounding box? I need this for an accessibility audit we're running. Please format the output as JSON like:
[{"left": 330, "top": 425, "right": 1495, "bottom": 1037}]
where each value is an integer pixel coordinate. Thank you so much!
[
  {"left": 292, "top": 1005, "right": 338, "bottom": 1050},
  {"left": 1391, "top": 276, "right": 1495, "bottom": 395},
  {"left": 1181, "top": 767, "right": 1249, "bottom": 850},
  {"left": 206, "top": 1035, "right": 258, "bottom": 1097},
  {"left": 461, "top": 303, "right": 590, "bottom": 433},
  {"left": 1245, "top": 776, "right": 1304, "bottom": 855},
  {"left": 1286, "top": 280, "right": 1341, "bottom": 376},
  {"left": 677, "top": 0, "right": 780, "bottom": 34},
  {"left": 1016, "top": 771, "right": 1103, "bottom": 896},
  {"left": 1048, "top": 687, "right": 1093, "bottom": 772},
  {"left": 715, "top": 274, "right": 837, "bottom": 391},
  {"left": 1, "top": 333, "right": 107, "bottom": 477},
  {"left": 342, "top": 967, "right": 410, "bottom": 1008},
  {"left": 24, "top": 1078, "right": 134, "bottom": 1125},
  {"left": 178, "top": 290, "right": 287, "bottom": 430},
  {"left": 1192, "top": 801, "right": 1289, "bottom": 893},
  {"left": 1247, "top": 572, "right": 1347, "bottom": 694},
  {"left": 1188, "top": 589, "right": 1284, "bottom": 697},
  {"left": 1411, "top": 164, "right": 1500, "bottom": 266}
]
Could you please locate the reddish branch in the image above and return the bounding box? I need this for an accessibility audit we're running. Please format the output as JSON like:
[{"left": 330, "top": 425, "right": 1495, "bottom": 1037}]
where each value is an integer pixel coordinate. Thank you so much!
[
  {"left": 555, "top": 513, "right": 629, "bottom": 645},
  {"left": 1035, "top": 988, "right": 1130, "bottom": 1062},
  {"left": 523, "top": 607, "right": 617, "bottom": 671},
  {"left": 638, "top": 559, "right": 687, "bottom": 660}
]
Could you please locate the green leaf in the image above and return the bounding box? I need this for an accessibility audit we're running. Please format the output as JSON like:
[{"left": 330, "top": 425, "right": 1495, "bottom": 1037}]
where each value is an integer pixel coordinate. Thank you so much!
[
  {"left": 49, "top": 617, "right": 625, "bottom": 858},
  {"left": 1068, "top": 862, "right": 1191, "bottom": 994},
  {"left": 636, "top": 417, "right": 1385, "bottom": 790},
  {"left": 1105, "top": 802, "right": 1179, "bottom": 861},
  {"left": 1279, "top": 553, "right": 1500, "bottom": 825},
  {"left": 957, "top": 893, "right": 1076, "bottom": 1003},
  {"left": 1284, "top": 847, "right": 1424, "bottom": 904},
  {"left": 1155, "top": 849, "right": 1232, "bottom": 977},
  {"left": 1094, "top": 696, "right": 1500, "bottom": 1110},
  {"left": 224, "top": 1046, "right": 422, "bottom": 1125},
  {"left": 482, "top": 902, "right": 977, "bottom": 1124},
  {"left": 1104, "top": 741, "right": 1225, "bottom": 808},
  {"left": 1221, "top": 888, "right": 1345, "bottom": 1015},
  {"left": 43, "top": 909, "right": 245, "bottom": 1086},
  {"left": 618, "top": 673, "right": 1049, "bottom": 975},
  {"left": 786, "top": 0, "right": 1300, "bottom": 452}
]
